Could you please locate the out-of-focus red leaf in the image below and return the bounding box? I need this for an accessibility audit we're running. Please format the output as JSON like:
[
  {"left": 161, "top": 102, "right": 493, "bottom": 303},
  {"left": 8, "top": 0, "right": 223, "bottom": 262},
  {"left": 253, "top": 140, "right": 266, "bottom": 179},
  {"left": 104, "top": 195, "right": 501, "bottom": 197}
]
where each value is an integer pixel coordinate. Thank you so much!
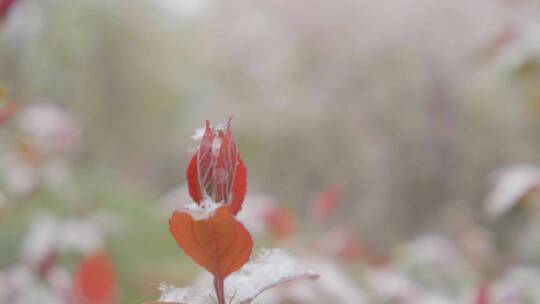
[
  {"left": 312, "top": 185, "right": 342, "bottom": 220},
  {"left": 0, "top": 101, "right": 17, "bottom": 126},
  {"left": 475, "top": 282, "right": 490, "bottom": 304},
  {"left": 335, "top": 238, "right": 388, "bottom": 266},
  {"left": 263, "top": 206, "right": 296, "bottom": 241},
  {"left": 35, "top": 251, "right": 57, "bottom": 277},
  {"left": 73, "top": 252, "right": 118, "bottom": 304},
  {"left": 169, "top": 205, "right": 253, "bottom": 279},
  {"left": 315, "top": 228, "right": 389, "bottom": 265},
  {"left": 475, "top": 26, "right": 516, "bottom": 62},
  {"left": 186, "top": 119, "right": 247, "bottom": 214},
  {"left": 0, "top": 0, "right": 16, "bottom": 21}
]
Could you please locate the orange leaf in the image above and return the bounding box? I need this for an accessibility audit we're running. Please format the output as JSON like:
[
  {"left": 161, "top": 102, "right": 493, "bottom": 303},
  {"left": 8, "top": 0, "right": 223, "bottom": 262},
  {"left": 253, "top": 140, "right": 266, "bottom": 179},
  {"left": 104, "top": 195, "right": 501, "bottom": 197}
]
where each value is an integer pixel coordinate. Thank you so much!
[
  {"left": 169, "top": 205, "right": 253, "bottom": 279},
  {"left": 73, "top": 252, "right": 117, "bottom": 304}
]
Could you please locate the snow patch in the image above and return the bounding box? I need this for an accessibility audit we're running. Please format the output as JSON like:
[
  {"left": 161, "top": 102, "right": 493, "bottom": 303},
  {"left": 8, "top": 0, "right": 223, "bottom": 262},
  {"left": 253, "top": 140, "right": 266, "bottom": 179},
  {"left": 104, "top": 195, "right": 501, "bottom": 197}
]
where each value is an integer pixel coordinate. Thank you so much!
[
  {"left": 157, "top": 248, "right": 318, "bottom": 304},
  {"left": 190, "top": 127, "right": 205, "bottom": 141},
  {"left": 181, "top": 196, "right": 222, "bottom": 220},
  {"left": 226, "top": 248, "right": 318, "bottom": 303}
]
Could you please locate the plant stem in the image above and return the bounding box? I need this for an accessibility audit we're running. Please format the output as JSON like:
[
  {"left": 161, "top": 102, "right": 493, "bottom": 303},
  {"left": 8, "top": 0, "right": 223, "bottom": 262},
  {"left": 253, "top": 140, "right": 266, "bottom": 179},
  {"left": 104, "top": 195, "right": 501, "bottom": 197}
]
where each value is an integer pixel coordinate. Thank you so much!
[{"left": 213, "top": 276, "right": 226, "bottom": 304}]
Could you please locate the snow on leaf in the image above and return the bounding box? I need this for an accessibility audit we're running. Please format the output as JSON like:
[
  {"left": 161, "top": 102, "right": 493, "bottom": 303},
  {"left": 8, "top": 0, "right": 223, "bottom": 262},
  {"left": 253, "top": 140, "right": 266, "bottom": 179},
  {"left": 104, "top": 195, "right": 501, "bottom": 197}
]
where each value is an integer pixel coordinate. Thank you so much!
[
  {"left": 156, "top": 249, "right": 319, "bottom": 304},
  {"left": 186, "top": 119, "right": 247, "bottom": 215},
  {"left": 169, "top": 205, "right": 253, "bottom": 280},
  {"left": 152, "top": 284, "right": 205, "bottom": 304},
  {"left": 225, "top": 248, "right": 319, "bottom": 303},
  {"left": 191, "top": 127, "right": 205, "bottom": 141}
]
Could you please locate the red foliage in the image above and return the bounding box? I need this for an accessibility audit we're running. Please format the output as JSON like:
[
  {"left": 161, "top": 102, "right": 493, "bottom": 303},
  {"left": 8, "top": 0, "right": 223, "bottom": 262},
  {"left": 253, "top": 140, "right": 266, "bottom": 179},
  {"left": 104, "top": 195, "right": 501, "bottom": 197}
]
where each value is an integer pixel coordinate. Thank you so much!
[
  {"left": 475, "top": 282, "right": 490, "bottom": 304},
  {"left": 169, "top": 206, "right": 253, "bottom": 279},
  {"left": 169, "top": 206, "right": 253, "bottom": 304},
  {"left": 73, "top": 252, "right": 118, "bottom": 304},
  {"left": 0, "top": 0, "right": 16, "bottom": 21},
  {"left": 173, "top": 119, "right": 253, "bottom": 304},
  {"left": 312, "top": 185, "right": 342, "bottom": 220},
  {"left": 187, "top": 119, "right": 247, "bottom": 215},
  {"left": 0, "top": 101, "right": 17, "bottom": 126},
  {"left": 262, "top": 206, "right": 296, "bottom": 241}
]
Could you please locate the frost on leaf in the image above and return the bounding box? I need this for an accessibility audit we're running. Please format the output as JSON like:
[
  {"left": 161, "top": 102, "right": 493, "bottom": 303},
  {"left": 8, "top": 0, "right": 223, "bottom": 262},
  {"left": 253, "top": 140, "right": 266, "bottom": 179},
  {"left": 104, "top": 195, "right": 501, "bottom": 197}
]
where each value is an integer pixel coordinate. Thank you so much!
[
  {"left": 227, "top": 249, "right": 319, "bottom": 304},
  {"left": 155, "top": 249, "right": 319, "bottom": 304},
  {"left": 186, "top": 119, "right": 247, "bottom": 215}
]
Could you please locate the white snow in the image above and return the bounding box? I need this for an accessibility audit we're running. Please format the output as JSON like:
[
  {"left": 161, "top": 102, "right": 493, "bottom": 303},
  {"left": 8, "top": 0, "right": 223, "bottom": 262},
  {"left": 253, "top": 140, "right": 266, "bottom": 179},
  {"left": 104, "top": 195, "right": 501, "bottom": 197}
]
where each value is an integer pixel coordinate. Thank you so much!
[
  {"left": 57, "top": 219, "right": 105, "bottom": 254},
  {"left": 304, "top": 259, "right": 367, "bottom": 304},
  {"left": 211, "top": 137, "right": 222, "bottom": 155},
  {"left": 181, "top": 196, "right": 222, "bottom": 220},
  {"left": 491, "top": 267, "right": 540, "bottom": 302},
  {"left": 190, "top": 127, "right": 205, "bottom": 141},
  {"left": 225, "top": 249, "right": 318, "bottom": 303},
  {"left": 17, "top": 102, "right": 81, "bottom": 155},
  {"left": 157, "top": 284, "right": 207, "bottom": 304},
  {"left": 485, "top": 165, "right": 540, "bottom": 219},
  {"left": 496, "top": 23, "right": 540, "bottom": 74},
  {"left": 157, "top": 248, "right": 319, "bottom": 304},
  {"left": 20, "top": 214, "right": 58, "bottom": 270},
  {"left": 19, "top": 213, "right": 107, "bottom": 268}
]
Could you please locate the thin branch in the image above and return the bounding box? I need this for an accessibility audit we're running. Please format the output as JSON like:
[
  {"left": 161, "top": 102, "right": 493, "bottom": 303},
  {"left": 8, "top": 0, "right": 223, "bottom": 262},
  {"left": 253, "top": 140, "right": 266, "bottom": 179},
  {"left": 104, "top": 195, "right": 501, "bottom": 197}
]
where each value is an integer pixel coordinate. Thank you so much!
[{"left": 238, "top": 272, "right": 320, "bottom": 304}]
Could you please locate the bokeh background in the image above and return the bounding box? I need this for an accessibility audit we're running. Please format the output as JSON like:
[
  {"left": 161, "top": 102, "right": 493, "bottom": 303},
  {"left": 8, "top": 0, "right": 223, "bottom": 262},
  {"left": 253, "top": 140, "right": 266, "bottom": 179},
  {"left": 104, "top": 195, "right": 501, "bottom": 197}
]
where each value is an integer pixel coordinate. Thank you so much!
[{"left": 3, "top": 0, "right": 540, "bottom": 303}]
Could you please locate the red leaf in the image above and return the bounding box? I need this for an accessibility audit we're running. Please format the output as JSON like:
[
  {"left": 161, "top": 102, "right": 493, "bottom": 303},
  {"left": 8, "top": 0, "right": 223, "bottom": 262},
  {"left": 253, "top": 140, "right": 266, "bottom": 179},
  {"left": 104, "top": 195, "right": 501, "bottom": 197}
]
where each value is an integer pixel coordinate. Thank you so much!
[
  {"left": 169, "top": 205, "right": 253, "bottom": 279},
  {"left": 312, "top": 185, "right": 342, "bottom": 220},
  {"left": 186, "top": 119, "right": 247, "bottom": 213},
  {"left": 230, "top": 158, "right": 247, "bottom": 215},
  {"left": 186, "top": 154, "right": 203, "bottom": 203},
  {"left": 262, "top": 207, "right": 296, "bottom": 241},
  {"left": 73, "top": 252, "right": 117, "bottom": 304},
  {"left": 198, "top": 120, "right": 215, "bottom": 199},
  {"left": 0, "top": 101, "right": 17, "bottom": 126},
  {"left": 0, "top": 0, "right": 15, "bottom": 20},
  {"left": 475, "top": 282, "right": 490, "bottom": 304}
]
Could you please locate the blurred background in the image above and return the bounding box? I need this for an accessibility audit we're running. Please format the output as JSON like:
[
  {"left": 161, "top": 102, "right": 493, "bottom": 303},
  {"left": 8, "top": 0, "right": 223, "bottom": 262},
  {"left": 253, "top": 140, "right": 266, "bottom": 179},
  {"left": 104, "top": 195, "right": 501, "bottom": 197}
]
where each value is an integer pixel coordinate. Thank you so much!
[{"left": 3, "top": 0, "right": 540, "bottom": 303}]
